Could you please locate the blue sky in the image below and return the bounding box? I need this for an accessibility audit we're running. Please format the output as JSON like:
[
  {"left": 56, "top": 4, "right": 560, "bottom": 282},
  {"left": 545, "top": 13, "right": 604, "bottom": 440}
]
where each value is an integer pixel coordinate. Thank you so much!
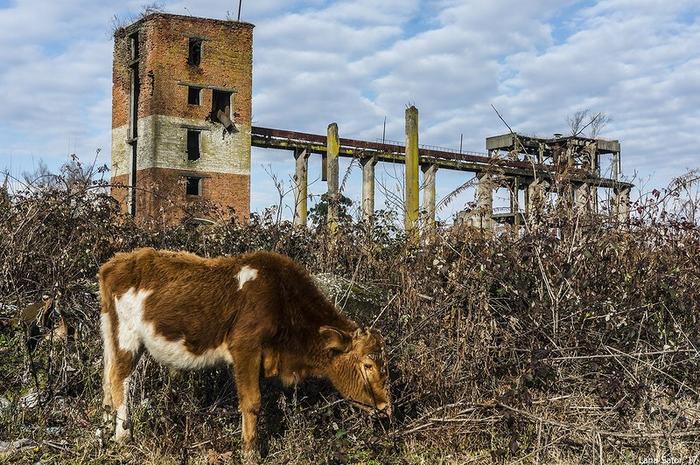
[{"left": 0, "top": 0, "right": 699, "bottom": 221}]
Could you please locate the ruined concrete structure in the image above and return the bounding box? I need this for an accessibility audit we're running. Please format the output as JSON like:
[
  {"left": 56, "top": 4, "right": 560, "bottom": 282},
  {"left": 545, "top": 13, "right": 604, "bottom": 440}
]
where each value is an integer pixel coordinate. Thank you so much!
[
  {"left": 110, "top": 12, "right": 631, "bottom": 230},
  {"left": 111, "top": 13, "right": 253, "bottom": 224},
  {"left": 252, "top": 118, "right": 632, "bottom": 232},
  {"left": 462, "top": 133, "right": 632, "bottom": 228}
]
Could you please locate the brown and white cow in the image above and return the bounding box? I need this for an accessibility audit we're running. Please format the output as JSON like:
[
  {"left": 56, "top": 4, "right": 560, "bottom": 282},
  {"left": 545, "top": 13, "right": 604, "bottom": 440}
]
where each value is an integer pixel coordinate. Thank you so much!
[{"left": 98, "top": 248, "right": 390, "bottom": 454}]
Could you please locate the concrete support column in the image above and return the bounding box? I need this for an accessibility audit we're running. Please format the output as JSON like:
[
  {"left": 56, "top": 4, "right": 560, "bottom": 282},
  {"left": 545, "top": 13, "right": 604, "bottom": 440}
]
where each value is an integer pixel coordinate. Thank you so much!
[
  {"left": 361, "top": 156, "right": 377, "bottom": 223},
  {"left": 526, "top": 179, "right": 548, "bottom": 216},
  {"left": 421, "top": 163, "right": 438, "bottom": 227},
  {"left": 326, "top": 123, "right": 340, "bottom": 231},
  {"left": 612, "top": 151, "right": 621, "bottom": 181},
  {"left": 510, "top": 177, "right": 520, "bottom": 226},
  {"left": 476, "top": 173, "right": 493, "bottom": 230},
  {"left": 588, "top": 141, "right": 598, "bottom": 174},
  {"left": 574, "top": 183, "right": 592, "bottom": 213},
  {"left": 293, "top": 148, "right": 309, "bottom": 226},
  {"left": 561, "top": 183, "right": 575, "bottom": 211},
  {"left": 613, "top": 186, "right": 631, "bottom": 222},
  {"left": 404, "top": 106, "right": 420, "bottom": 232}
]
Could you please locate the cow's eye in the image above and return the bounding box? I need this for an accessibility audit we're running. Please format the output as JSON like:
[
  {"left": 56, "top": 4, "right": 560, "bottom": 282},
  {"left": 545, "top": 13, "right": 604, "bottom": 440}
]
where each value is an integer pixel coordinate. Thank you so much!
[{"left": 363, "top": 363, "right": 373, "bottom": 370}]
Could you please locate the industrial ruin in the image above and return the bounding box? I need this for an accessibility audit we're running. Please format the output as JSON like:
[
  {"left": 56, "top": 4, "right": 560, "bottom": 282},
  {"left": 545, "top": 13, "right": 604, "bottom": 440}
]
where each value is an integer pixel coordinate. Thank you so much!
[
  {"left": 111, "top": 13, "right": 253, "bottom": 224},
  {"left": 111, "top": 13, "right": 632, "bottom": 228}
]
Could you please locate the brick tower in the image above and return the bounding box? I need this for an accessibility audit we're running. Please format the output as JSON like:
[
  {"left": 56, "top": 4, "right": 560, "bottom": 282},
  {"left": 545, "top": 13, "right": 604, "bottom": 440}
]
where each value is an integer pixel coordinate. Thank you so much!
[{"left": 111, "top": 13, "right": 253, "bottom": 224}]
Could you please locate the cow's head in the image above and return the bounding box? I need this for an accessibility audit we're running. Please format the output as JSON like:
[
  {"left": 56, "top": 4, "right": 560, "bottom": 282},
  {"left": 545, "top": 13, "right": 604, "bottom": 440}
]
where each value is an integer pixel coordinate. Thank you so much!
[{"left": 320, "top": 326, "right": 391, "bottom": 417}]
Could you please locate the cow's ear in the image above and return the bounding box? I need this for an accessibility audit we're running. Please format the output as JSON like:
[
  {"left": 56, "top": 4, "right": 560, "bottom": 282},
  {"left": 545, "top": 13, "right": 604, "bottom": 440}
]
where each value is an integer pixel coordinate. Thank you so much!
[{"left": 319, "top": 326, "right": 352, "bottom": 353}]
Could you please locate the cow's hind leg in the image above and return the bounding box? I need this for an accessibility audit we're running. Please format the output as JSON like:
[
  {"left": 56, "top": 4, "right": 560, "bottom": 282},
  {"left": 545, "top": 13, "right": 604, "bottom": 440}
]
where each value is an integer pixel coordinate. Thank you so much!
[
  {"left": 109, "top": 348, "right": 140, "bottom": 442},
  {"left": 99, "top": 312, "right": 116, "bottom": 441},
  {"left": 99, "top": 313, "right": 140, "bottom": 443},
  {"left": 231, "top": 347, "right": 262, "bottom": 458}
]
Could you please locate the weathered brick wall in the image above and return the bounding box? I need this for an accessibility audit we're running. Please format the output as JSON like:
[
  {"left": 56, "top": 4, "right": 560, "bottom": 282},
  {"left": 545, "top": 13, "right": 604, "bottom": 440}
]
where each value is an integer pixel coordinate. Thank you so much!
[
  {"left": 112, "top": 168, "right": 249, "bottom": 225},
  {"left": 113, "top": 14, "right": 252, "bottom": 126},
  {"left": 111, "top": 116, "right": 250, "bottom": 177},
  {"left": 111, "top": 13, "right": 253, "bottom": 225},
  {"left": 146, "top": 15, "right": 253, "bottom": 123}
]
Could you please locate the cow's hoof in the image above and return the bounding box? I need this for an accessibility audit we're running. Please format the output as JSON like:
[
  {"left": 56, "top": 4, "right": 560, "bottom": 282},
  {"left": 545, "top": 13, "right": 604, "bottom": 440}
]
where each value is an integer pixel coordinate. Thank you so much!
[
  {"left": 95, "top": 428, "right": 107, "bottom": 448},
  {"left": 241, "top": 448, "right": 260, "bottom": 464},
  {"left": 113, "top": 431, "right": 132, "bottom": 444}
]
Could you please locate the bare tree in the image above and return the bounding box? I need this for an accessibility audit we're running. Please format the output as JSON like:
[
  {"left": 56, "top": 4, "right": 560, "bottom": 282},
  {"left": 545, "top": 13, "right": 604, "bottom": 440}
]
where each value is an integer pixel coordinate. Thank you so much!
[
  {"left": 20, "top": 151, "right": 107, "bottom": 194},
  {"left": 567, "top": 110, "right": 589, "bottom": 136},
  {"left": 589, "top": 113, "right": 610, "bottom": 138},
  {"left": 22, "top": 160, "right": 59, "bottom": 190},
  {"left": 567, "top": 109, "right": 610, "bottom": 138}
]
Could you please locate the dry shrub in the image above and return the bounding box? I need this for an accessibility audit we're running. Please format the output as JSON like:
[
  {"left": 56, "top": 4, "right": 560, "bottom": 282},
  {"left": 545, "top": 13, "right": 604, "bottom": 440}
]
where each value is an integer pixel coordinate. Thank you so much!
[{"left": 0, "top": 171, "right": 699, "bottom": 464}]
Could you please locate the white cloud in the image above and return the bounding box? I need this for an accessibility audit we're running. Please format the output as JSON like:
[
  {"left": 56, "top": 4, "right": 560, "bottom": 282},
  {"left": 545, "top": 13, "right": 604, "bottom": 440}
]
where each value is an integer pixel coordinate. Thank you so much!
[{"left": 0, "top": 0, "right": 698, "bottom": 219}]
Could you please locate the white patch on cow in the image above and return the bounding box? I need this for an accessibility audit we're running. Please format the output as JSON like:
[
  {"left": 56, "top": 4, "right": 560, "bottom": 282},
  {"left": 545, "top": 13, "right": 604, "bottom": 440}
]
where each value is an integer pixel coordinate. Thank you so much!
[
  {"left": 237, "top": 265, "right": 258, "bottom": 290},
  {"left": 114, "top": 288, "right": 152, "bottom": 354},
  {"left": 113, "top": 287, "right": 233, "bottom": 370}
]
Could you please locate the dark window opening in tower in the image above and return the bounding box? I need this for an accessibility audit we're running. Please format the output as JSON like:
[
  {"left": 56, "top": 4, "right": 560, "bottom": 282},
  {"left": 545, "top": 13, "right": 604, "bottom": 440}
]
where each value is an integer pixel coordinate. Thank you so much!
[
  {"left": 129, "top": 32, "right": 139, "bottom": 60},
  {"left": 186, "top": 177, "right": 201, "bottom": 196},
  {"left": 188, "top": 86, "right": 201, "bottom": 105},
  {"left": 188, "top": 38, "right": 202, "bottom": 66},
  {"left": 211, "top": 90, "right": 236, "bottom": 132},
  {"left": 187, "top": 129, "right": 201, "bottom": 161}
]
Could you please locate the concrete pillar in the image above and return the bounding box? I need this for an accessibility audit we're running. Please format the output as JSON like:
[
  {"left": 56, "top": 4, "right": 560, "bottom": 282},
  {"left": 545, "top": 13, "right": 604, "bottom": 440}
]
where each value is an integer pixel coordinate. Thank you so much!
[
  {"left": 405, "top": 106, "right": 419, "bottom": 232},
  {"left": 361, "top": 156, "right": 377, "bottom": 223},
  {"left": 510, "top": 177, "right": 520, "bottom": 226},
  {"left": 293, "top": 148, "right": 309, "bottom": 226},
  {"left": 526, "top": 179, "right": 548, "bottom": 215},
  {"left": 321, "top": 153, "right": 328, "bottom": 181},
  {"left": 476, "top": 173, "right": 493, "bottom": 229},
  {"left": 612, "top": 151, "right": 621, "bottom": 181},
  {"left": 327, "top": 123, "right": 340, "bottom": 231},
  {"left": 574, "top": 183, "right": 592, "bottom": 213},
  {"left": 587, "top": 141, "right": 598, "bottom": 174},
  {"left": 613, "top": 186, "right": 631, "bottom": 222},
  {"left": 422, "top": 163, "right": 437, "bottom": 227}
]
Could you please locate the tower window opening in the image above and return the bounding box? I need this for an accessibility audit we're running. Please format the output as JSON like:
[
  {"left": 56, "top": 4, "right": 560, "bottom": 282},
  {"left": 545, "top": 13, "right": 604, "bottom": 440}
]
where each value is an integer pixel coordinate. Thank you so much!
[
  {"left": 187, "top": 129, "right": 201, "bottom": 161},
  {"left": 186, "top": 177, "right": 201, "bottom": 196},
  {"left": 188, "top": 38, "right": 202, "bottom": 66},
  {"left": 211, "top": 89, "right": 235, "bottom": 131},
  {"left": 129, "top": 32, "right": 139, "bottom": 60},
  {"left": 188, "top": 86, "right": 201, "bottom": 105}
]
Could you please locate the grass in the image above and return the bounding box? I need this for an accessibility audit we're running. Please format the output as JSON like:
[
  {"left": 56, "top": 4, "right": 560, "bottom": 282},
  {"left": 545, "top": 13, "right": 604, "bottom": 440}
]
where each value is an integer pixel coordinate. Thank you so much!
[{"left": 1, "top": 172, "right": 700, "bottom": 463}]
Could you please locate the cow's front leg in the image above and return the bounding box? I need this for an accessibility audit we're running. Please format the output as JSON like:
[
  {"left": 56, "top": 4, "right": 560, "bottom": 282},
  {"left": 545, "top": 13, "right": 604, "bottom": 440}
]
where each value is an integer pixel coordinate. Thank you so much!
[{"left": 232, "top": 347, "right": 262, "bottom": 458}]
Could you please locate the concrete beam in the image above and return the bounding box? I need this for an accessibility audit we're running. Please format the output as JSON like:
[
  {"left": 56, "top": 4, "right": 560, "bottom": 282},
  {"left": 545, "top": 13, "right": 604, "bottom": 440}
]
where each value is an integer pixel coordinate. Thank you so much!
[
  {"left": 361, "top": 156, "right": 377, "bottom": 223},
  {"left": 327, "top": 123, "right": 340, "bottom": 231},
  {"left": 405, "top": 106, "right": 419, "bottom": 232},
  {"left": 251, "top": 134, "right": 633, "bottom": 190},
  {"left": 293, "top": 148, "right": 309, "bottom": 226},
  {"left": 422, "top": 163, "right": 437, "bottom": 227}
]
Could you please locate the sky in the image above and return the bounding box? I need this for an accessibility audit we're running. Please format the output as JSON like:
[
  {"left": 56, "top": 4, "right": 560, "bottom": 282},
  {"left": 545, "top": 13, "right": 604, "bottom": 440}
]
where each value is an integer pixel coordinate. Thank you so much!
[{"left": 0, "top": 0, "right": 698, "bottom": 221}]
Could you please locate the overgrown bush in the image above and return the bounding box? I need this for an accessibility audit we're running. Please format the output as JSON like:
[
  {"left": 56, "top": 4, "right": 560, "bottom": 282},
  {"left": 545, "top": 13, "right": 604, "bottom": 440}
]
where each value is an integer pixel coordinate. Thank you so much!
[{"left": 0, "top": 171, "right": 699, "bottom": 464}]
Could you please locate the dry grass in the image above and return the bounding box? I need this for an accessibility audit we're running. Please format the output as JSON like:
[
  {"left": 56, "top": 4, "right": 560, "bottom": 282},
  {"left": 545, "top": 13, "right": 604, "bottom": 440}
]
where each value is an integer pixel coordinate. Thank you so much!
[{"left": 1, "top": 170, "right": 699, "bottom": 464}]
